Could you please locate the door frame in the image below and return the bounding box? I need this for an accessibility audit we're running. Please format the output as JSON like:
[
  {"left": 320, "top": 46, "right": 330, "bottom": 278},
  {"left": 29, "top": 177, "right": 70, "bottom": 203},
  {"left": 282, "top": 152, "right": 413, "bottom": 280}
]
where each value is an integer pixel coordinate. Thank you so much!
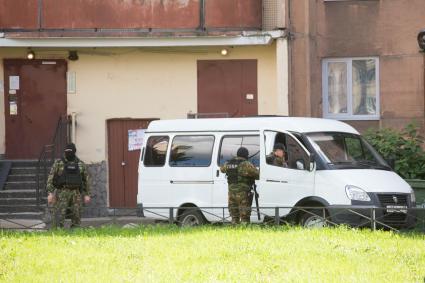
[
  {"left": 3, "top": 58, "right": 68, "bottom": 159},
  {"left": 106, "top": 118, "right": 158, "bottom": 208}
]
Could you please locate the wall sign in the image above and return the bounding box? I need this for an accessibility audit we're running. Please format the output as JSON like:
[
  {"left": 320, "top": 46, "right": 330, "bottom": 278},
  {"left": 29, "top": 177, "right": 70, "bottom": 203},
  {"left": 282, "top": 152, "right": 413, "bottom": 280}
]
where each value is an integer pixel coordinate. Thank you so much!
[
  {"left": 9, "top": 76, "right": 20, "bottom": 90},
  {"left": 128, "top": 129, "right": 145, "bottom": 151},
  {"left": 9, "top": 101, "right": 18, "bottom": 115},
  {"left": 67, "top": 71, "right": 76, "bottom": 94}
]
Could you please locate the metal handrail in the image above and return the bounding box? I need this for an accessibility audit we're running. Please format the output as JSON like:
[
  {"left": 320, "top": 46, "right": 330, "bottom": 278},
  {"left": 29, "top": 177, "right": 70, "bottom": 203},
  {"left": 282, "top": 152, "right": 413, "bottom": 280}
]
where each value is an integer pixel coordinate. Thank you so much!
[{"left": 36, "top": 116, "right": 70, "bottom": 206}]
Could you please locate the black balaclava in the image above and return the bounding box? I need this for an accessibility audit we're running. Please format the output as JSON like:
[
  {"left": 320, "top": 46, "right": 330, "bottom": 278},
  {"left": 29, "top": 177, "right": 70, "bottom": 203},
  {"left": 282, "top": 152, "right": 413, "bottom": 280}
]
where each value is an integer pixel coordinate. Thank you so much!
[{"left": 64, "top": 143, "right": 77, "bottom": 161}]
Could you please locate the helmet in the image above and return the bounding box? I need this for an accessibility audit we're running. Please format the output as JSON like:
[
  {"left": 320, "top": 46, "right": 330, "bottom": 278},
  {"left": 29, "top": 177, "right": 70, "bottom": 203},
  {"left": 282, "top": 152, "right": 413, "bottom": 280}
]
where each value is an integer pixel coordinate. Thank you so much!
[
  {"left": 273, "top": 143, "right": 286, "bottom": 152},
  {"left": 236, "top": 147, "right": 249, "bottom": 159}
]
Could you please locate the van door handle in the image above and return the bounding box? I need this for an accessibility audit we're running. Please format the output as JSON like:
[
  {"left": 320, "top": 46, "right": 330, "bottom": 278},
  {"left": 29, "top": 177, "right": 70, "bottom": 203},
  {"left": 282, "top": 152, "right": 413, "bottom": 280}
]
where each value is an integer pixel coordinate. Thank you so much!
[
  {"left": 216, "top": 170, "right": 220, "bottom": 177},
  {"left": 266, "top": 179, "right": 288, "bottom": 184}
]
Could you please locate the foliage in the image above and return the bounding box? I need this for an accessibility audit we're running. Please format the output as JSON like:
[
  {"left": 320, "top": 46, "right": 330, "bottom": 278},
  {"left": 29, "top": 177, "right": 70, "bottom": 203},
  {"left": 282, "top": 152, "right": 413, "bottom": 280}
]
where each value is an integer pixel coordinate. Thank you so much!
[
  {"left": 364, "top": 122, "right": 425, "bottom": 179},
  {"left": 1, "top": 225, "right": 425, "bottom": 282}
]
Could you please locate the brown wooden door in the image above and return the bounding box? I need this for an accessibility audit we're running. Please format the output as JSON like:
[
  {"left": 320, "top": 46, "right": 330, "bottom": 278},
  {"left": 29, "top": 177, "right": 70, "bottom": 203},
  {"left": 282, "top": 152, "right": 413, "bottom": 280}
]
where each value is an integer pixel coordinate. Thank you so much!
[
  {"left": 108, "top": 119, "right": 155, "bottom": 208},
  {"left": 3, "top": 59, "right": 67, "bottom": 159},
  {"left": 197, "top": 60, "right": 258, "bottom": 117}
]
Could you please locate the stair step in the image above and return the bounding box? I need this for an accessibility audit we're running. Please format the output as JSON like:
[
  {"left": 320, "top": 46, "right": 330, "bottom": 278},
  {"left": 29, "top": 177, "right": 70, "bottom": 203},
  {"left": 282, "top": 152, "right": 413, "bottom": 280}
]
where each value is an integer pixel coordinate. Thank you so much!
[
  {"left": 0, "top": 190, "right": 37, "bottom": 198},
  {"left": 7, "top": 174, "right": 37, "bottom": 182},
  {"left": 0, "top": 197, "right": 40, "bottom": 205},
  {"left": 11, "top": 161, "right": 40, "bottom": 168},
  {"left": 0, "top": 205, "right": 42, "bottom": 213},
  {"left": 0, "top": 212, "right": 44, "bottom": 220},
  {"left": 10, "top": 167, "right": 48, "bottom": 175},
  {"left": 5, "top": 181, "right": 38, "bottom": 190}
]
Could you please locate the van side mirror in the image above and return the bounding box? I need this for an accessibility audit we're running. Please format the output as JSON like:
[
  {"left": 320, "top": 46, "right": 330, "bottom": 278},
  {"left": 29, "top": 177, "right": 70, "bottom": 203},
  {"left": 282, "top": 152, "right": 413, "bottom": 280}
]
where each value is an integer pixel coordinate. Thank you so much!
[
  {"left": 308, "top": 153, "right": 316, "bottom": 172},
  {"left": 296, "top": 160, "right": 305, "bottom": 170}
]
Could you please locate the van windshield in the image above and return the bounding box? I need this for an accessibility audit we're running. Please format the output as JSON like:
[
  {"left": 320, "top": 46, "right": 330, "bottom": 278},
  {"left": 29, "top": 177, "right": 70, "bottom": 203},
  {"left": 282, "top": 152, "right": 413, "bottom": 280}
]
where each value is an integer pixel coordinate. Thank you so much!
[{"left": 306, "top": 132, "right": 391, "bottom": 170}]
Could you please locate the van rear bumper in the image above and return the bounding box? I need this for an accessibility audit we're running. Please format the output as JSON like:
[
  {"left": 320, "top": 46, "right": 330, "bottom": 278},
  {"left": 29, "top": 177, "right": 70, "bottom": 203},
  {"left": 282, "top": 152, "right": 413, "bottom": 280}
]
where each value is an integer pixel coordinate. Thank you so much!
[{"left": 327, "top": 205, "right": 416, "bottom": 229}]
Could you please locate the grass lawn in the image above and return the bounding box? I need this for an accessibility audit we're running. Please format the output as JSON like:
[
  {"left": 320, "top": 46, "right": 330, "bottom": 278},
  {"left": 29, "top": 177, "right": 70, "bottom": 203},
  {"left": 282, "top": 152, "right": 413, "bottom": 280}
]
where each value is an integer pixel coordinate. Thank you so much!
[{"left": 0, "top": 225, "right": 424, "bottom": 282}]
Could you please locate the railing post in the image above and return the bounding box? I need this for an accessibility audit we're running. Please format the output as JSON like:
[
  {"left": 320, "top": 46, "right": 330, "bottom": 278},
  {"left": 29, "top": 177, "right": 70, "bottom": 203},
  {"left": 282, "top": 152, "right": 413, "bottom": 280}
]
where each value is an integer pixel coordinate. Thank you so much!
[
  {"left": 274, "top": 207, "right": 280, "bottom": 225},
  {"left": 169, "top": 208, "right": 174, "bottom": 224},
  {"left": 371, "top": 208, "right": 376, "bottom": 231}
]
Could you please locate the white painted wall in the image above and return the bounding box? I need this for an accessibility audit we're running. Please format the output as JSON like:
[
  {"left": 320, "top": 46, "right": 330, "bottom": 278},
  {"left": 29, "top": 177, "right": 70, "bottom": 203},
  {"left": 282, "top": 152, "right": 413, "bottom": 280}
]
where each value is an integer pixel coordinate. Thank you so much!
[{"left": 0, "top": 43, "right": 289, "bottom": 162}]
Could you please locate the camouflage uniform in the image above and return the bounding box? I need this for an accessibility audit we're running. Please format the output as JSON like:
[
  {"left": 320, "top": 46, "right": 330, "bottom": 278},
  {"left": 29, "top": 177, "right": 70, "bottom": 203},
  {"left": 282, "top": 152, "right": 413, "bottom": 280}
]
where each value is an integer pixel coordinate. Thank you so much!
[
  {"left": 266, "top": 154, "right": 288, "bottom": 167},
  {"left": 220, "top": 157, "right": 259, "bottom": 224},
  {"left": 46, "top": 157, "right": 90, "bottom": 228}
]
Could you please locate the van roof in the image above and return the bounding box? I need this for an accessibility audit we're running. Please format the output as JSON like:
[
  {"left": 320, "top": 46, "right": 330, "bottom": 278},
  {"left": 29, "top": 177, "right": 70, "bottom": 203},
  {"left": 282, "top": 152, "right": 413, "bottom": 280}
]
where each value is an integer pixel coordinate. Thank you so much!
[{"left": 146, "top": 117, "right": 359, "bottom": 134}]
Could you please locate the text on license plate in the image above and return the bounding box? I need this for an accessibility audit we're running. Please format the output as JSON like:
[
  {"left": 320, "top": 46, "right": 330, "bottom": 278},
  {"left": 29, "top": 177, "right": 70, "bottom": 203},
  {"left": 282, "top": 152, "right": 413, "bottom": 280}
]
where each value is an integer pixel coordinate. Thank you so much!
[{"left": 386, "top": 205, "right": 407, "bottom": 213}]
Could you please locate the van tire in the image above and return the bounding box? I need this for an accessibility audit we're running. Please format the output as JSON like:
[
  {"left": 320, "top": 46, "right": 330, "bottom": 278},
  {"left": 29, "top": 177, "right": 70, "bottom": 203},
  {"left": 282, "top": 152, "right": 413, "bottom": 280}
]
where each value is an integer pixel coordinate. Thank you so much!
[
  {"left": 299, "top": 209, "right": 327, "bottom": 228},
  {"left": 178, "top": 209, "right": 206, "bottom": 227}
]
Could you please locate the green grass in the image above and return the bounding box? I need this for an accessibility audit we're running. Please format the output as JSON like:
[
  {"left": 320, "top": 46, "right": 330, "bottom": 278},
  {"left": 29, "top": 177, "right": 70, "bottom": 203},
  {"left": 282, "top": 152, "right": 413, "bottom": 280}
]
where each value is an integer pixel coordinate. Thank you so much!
[{"left": 0, "top": 226, "right": 424, "bottom": 282}]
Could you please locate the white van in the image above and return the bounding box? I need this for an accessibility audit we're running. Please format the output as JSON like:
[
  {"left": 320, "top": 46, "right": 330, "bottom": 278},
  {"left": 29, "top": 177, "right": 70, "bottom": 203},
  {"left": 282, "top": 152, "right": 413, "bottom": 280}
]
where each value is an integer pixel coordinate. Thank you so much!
[{"left": 137, "top": 117, "right": 416, "bottom": 228}]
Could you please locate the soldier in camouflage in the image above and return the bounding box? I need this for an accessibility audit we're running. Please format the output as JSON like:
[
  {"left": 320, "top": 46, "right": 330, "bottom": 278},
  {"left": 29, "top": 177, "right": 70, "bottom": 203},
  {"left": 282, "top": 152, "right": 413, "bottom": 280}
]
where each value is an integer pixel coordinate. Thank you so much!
[
  {"left": 266, "top": 143, "right": 288, "bottom": 167},
  {"left": 47, "top": 143, "right": 90, "bottom": 228},
  {"left": 220, "top": 147, "right": 259, "bottom": 224}
]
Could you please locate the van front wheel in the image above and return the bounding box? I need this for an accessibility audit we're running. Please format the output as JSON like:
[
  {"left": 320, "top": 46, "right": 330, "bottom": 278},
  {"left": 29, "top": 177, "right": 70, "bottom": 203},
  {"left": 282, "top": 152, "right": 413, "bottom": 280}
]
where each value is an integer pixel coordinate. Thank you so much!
[
  {"left": 300, "top": 209, "right": 327, "bottom": 228},
  {"left": 179, "top": 209, "right": 206, "bottom": 227}
]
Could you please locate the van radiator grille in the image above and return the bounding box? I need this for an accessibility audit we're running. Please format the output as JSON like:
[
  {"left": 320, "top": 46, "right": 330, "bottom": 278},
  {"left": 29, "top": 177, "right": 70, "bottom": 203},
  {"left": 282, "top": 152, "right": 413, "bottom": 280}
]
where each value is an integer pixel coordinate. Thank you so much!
[
  {"left": 377, "top": 194, "right": 408, "bottom": 206},
  {"left": 377, "top": 194, "right": 408, "bottom": 223}
]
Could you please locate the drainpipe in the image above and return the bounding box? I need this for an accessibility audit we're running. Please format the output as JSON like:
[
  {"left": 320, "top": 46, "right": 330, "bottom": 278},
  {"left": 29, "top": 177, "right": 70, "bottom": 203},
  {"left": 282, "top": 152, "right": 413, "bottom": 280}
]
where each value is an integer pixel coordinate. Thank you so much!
[{"left": 417, "top": 30, "right": 425, "bottom": 124}]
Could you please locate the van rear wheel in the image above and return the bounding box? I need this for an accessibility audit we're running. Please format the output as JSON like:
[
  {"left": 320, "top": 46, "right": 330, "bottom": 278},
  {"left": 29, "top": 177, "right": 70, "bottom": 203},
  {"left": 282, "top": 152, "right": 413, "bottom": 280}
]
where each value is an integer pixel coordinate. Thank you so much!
[
  {"left": 179, "top": 209, "right": 206, "bottom": 227},
  {"left": 300, "top": 209, "right": 327, "bottom": 228}
]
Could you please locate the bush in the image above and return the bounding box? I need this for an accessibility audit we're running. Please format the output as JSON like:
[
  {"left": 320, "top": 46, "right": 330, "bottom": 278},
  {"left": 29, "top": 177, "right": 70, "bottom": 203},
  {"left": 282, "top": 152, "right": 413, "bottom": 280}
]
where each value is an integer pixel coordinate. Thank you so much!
[{"left": 364, "top": 122, "right": 425, "bottom": 179}]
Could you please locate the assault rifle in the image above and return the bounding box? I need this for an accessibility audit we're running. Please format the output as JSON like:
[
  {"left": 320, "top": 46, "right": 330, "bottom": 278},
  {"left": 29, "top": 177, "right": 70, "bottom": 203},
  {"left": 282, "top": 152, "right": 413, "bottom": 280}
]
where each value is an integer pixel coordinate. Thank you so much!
[{"left": 253, "top": 184, "right": 260, "bottom": 220}]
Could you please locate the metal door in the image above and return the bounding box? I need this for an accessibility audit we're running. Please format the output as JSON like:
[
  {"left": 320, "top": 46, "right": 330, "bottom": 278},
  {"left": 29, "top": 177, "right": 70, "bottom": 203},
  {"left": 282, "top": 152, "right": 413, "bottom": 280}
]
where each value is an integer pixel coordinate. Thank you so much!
[
  {"left": 197, "top": 60, "right": 258, "bottom": 117},
  {"left": 107, "top": 119, "right": 155, "bottom": 208},
  {"left": 3, "top": 59, "right": 67, "bottom": 159}
]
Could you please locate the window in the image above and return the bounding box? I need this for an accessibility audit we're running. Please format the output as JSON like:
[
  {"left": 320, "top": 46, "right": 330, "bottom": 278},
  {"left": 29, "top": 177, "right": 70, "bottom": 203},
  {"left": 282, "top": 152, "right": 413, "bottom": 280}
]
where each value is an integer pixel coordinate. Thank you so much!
[
  {"left": 144, "top": 136, "right": 169, "bottom": 167},
  {"left": 264, "top": 131, "right": 309, "bottom": 170},
  {"left": 322, "top": 57, "right": 379, "bottom": 120},
  {"left": 218, "top": 136, "right": 260, "bottom": 167},
  {"left": 307, "top": 132, "right": 388, "bottom": 170},
  {"left": 169, "top": 136, "right": 214, "bottom": 167}
]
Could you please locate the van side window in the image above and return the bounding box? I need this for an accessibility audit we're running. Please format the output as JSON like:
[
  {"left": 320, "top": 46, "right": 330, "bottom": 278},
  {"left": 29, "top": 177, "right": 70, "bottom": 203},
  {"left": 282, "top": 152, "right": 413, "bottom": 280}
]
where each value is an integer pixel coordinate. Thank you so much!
[
  {"left": 169, "top": 136, "right": 215, "bottom": 167},
  {"left": 264, "top": 131, "right": 309, "bottom": 170},
  {"left": 144, "top": 136, "right": 169, "bottom": 167},
  {"left": 286, "top": 135, "right": 309, "bottom": 170},
  {"left": 219, "top": 136, "right": 260, "bottom": 167}
]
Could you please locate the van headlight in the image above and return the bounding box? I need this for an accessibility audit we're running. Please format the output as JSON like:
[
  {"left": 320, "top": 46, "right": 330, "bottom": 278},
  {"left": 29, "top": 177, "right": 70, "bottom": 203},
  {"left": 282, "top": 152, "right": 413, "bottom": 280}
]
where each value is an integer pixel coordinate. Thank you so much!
[{"left": 345, "top": 185, "right": 371, "bottom": 202}]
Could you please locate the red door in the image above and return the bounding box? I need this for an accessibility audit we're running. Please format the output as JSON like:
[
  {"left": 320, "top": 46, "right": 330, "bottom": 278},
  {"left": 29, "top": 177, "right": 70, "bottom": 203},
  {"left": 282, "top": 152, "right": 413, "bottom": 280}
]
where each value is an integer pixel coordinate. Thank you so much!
[
  {"left": 108, "top": 119, "right": 156, "bottom": 208},
  {"left": 197, "top": 60, "right": 258, "bottom": 117},
  {"left": 3, "top": 59, "right": 67, "bottom": 159}
]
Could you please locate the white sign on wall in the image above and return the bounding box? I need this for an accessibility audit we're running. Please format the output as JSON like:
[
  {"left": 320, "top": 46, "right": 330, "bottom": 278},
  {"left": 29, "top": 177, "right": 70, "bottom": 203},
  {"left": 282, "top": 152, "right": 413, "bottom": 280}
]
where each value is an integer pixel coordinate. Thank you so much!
[
  {"left": 128, "top": 129, "right": 146, "bottom": 151},
  {"left": 9, "top": 76, "right": 20, "bottom": 90}
]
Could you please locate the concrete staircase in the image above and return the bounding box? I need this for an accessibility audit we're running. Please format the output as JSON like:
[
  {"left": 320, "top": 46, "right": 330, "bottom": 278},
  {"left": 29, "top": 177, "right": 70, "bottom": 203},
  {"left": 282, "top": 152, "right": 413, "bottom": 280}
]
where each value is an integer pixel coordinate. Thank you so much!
[{"left": 0, "top": 161, "right": 48, "bottom": 220}]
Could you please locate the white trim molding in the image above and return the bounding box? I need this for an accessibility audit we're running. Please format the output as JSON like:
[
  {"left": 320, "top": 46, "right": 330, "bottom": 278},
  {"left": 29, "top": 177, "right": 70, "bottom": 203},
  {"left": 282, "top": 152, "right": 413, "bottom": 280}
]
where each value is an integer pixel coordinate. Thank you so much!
[
  {"left": 322, "top": 57, "right": 380, "bottom": 121},
  {"left": 0, "top": 33, "right": 283, "bottom": 48}
]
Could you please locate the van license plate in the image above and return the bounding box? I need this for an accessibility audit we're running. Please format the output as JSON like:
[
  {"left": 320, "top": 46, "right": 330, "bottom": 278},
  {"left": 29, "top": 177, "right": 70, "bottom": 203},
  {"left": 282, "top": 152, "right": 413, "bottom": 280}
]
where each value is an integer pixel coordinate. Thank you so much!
[{"left": 386, "top": 205, "right": 407, "bottom": 213}]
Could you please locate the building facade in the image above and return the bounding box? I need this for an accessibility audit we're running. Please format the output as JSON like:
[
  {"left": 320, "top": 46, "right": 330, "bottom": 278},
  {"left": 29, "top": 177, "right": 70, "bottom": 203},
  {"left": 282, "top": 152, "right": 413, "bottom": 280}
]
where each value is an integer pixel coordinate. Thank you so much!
[
  {"left": 0, "top": 0, "right": 289, "bottom": 209},
  {"left": 288, "top": 0, "right": 425, "bottom": 133}
]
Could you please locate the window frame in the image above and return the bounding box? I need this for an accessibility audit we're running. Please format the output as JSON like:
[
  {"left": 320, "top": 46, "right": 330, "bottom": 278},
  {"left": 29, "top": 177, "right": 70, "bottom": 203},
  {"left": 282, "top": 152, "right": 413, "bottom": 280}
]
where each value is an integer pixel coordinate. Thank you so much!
[
  {"left": 168, "top": 135, "right": 215, "bottom": 168},
  {"left": 322, "top": 57, "right": 380, "bottom": 121},
  {"left": 217, "top": 134, "right": 260, "bottom": 167},
  {"left": 143, "top": 135, "right": 170, "bottom": 167}
]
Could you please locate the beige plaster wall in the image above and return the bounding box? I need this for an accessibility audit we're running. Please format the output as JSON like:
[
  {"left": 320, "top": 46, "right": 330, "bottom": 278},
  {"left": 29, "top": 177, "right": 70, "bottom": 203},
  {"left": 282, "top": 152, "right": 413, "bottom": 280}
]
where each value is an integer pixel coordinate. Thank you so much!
[
  {"left": 0, "top": 43, "right": 285, "bottom": 162},
  {"left": 70, "top": 45, "right": 279, "bottom": 162}
]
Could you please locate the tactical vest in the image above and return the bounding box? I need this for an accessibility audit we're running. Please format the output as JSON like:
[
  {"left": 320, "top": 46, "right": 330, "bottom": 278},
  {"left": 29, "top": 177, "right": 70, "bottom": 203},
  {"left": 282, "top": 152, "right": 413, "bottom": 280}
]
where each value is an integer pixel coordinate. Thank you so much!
[
  {"left": 226, "top": 158, "right": 244, "bottom": 185},
  {"left": 56, "top": 158, "right": 83, "bottom": 188}
]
